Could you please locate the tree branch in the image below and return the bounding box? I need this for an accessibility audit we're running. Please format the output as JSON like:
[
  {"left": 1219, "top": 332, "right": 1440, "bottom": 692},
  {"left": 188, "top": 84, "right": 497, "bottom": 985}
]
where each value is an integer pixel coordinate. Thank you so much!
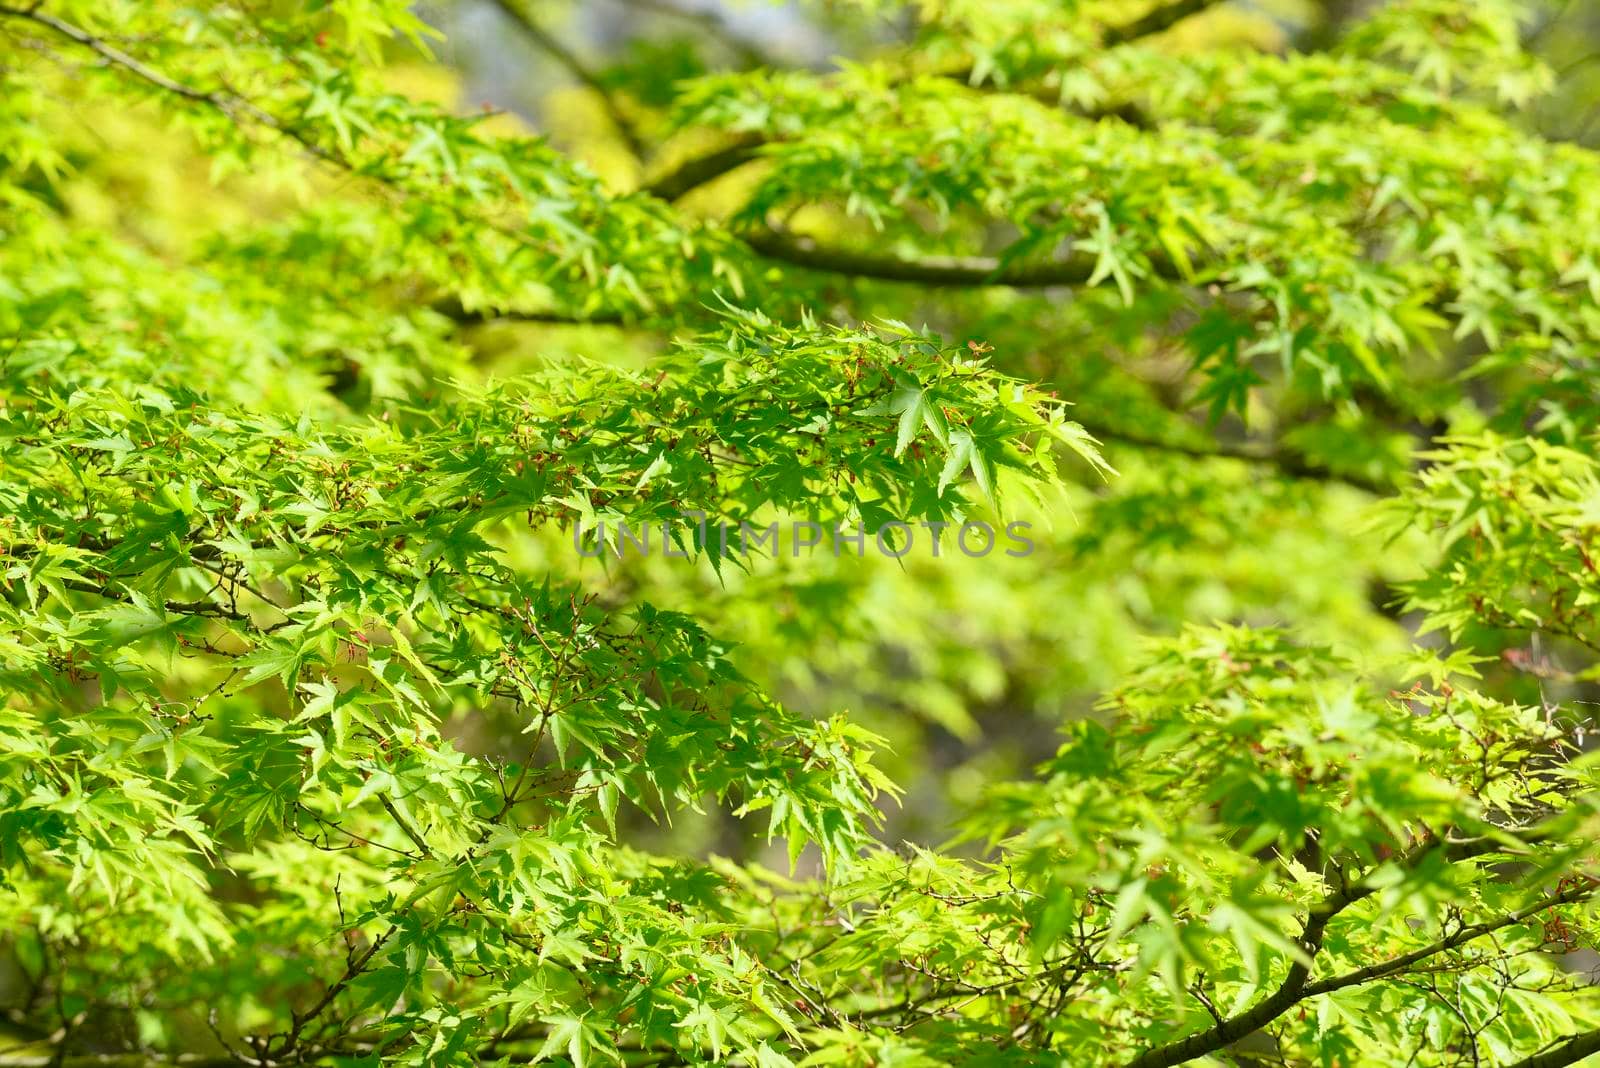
[
  {"left": 0, "top": 1, "right": 1196, "bottom": 304},
  {"left": 1104, "top": 0, "right": 1228, "bottom": 46},
  {"left": 269, "top": 925, "right": 397, "bottom": 1062},
  {"left": 0, "top": 2, "right": 343, "bottom": 166},
  {"left": 377, "top": 795, "right": 434, "bottom": 858},
  {"left": 56, "top": 578, "right": 250, "bottom": 621},
  {"left": 643, "top": 136, "right": 762, "bottom": 200},
  {"left": 1301, "top": 880, "right": 1599, "bottom": 999},
  {"left": 612, "top": 0, "right": 778, "bottom": 69},
  {"left": 484, "top": 0, "right": 645, "bottom": 158},
  {"left": 0, "top": 3, "right": 340, "bottom": 165},
  {"left": 1504, "top": 1030, "right": 1600, "bottom": 1068},
  {"left": 0, "top": 1058, "right": 244, "bottom": 1068},
  {"left": 1125, "top": 831, "right": 1557, "bottom": 1068},
  {"left": 429, "top": 295, "right": 625, "bottom": 326},
  {"left": 1078, "top": 420, "right": 1396, "bottom": 495},
  {"left": 742, "top": 226, "right": 1109, "bottom": 288},
  {"left": 1124, "top": 878, "right": 1371, "bottom": 1068},
  {"left": 645, "top": 0, "right": 1225, "bottom": 203}
]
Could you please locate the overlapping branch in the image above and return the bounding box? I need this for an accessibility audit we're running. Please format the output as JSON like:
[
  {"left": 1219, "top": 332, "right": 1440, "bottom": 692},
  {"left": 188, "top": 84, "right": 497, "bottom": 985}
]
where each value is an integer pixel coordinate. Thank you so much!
[
  {"left": 642, "top": 0, "right": 1230, "bottom": 201},
  {"left": 1128, "top": 829, "right": 1583, "bottom": 1068},
  {"left": 483, "top": 0, "right": 645, "bottom": 157}
]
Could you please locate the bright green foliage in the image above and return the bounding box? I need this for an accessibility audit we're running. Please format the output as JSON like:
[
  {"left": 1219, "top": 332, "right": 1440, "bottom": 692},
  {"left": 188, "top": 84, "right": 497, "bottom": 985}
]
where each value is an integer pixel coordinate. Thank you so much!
[
  {"left": 1381, "top": 436, "right": 1600, "bottom": 654},
  {"left": 2, "top": 1, "right": 1600, "bottom": 1067}
]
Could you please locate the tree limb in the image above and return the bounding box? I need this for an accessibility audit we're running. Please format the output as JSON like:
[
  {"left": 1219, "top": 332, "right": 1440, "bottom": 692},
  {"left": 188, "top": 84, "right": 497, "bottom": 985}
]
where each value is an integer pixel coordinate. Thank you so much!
[
  {"left": 429, "top": 295, "right": 625, "bottom": 326},
  {"left": 643, "top": 0, "right": 1226, "bottom": 202},
  {"left": 1104, "top": 0, "right": 1228, "bottom": 46},
  {"left": 1504, "top": 1030, "right": 1600, "bottom": 1068},
  {"left": 1124, "top": 878, "right": 1372, "bottom": 1068},
  {"left": 613, "top": 0, "right": 778, "bottom": 69},
  {"left": 1125, "top": 831, "right": 1558, "bottom": 1068},
  {"left": 1302, "top": 880, "right": 1600, "bottom": 999},
  {"left": 0, "top": 3, "right": 335, "bottom": 164},
  {"left": 1078, "top": 420, "right": 1396, "bottom": 495},
  {"left": 643, "top": 136, "right": 763, "bottom": 200},
  {"left": 483, "top": 0, "right": 646, "bottom": 158},
  {"left": 742, "top": 226, "right": 1110, "bottom": 288}
]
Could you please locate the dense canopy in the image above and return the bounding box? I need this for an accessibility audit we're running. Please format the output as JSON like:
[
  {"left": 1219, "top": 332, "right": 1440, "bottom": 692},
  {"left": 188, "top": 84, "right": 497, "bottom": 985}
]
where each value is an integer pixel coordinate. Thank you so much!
[{"left": 2, "top": 1, "right": 1599, "bottom": 1066}]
